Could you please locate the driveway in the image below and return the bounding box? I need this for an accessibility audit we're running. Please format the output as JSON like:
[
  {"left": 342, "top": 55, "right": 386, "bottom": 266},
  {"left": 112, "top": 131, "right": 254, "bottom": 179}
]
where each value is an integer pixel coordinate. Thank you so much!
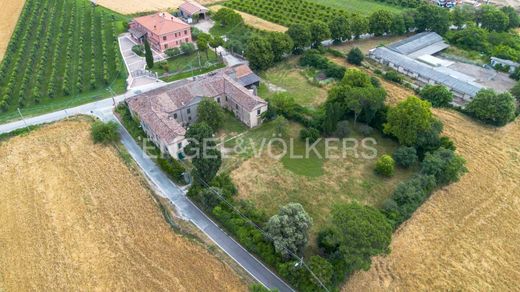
[{"left": 118, "top": 34, "right": 163, "bottom": 89}]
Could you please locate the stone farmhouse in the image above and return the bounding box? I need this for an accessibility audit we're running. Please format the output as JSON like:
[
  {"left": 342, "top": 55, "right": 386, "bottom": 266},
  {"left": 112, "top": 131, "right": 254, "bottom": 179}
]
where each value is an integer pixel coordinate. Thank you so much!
[
  {"left": 126, "top": 70, "right": 268, "bottom": 158},
  {"left": 369, "top": 32, "right": 484, "bottom": 101},
  {"left": 129, "top": 12, "right": 192, "bottom": 52}
]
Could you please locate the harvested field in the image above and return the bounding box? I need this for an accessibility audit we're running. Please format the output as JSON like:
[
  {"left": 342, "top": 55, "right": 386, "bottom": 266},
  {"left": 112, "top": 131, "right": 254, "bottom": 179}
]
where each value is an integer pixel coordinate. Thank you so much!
[
  {"left": 96, "top": 0, "right": 183, "bottom": 14},
  {"left": 0, "top": 119, "right": 245, "bottom": 291},
  {"left": 0, "top": 0, "right": 25, "bottom": 61},
  {"left": 332, "top": 34, "right": 411, "bottom": 54},
  {"left": 341, "top": 61, "right": 520, "bottom": 290},
  {"left": 210, "top": 5, "right": 287, "bottom": 32}
]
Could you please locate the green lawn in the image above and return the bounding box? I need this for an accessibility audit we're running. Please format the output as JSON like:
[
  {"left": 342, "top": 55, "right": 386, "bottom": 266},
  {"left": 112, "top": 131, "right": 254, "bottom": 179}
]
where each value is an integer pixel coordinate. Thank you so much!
[
  {"left": 0, "top": 0, "right": 128, "bottom": 121},
  {"left": 227, "top": 120, "right": 415, "bottom": 252},
  {"left": 152, "top": 50, "right": 221, "bottom": 76},
  {"left": 259, "top": 58, "right": 329, "bottom": 108}
]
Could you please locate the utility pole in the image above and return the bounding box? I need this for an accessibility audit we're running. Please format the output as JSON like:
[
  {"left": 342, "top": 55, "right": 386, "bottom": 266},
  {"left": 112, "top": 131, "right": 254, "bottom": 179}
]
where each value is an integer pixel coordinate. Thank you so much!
[
  {"left": 17, "top": 108, "right": 28, "bottom": 127},
  {"left": 106, "top": 87, "right": 116, "bottom": 106}
]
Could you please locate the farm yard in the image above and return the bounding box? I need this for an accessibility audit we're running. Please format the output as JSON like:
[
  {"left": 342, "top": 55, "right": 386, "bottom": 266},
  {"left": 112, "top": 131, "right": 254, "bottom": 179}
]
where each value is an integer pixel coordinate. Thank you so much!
[
  {"left": 0, "top": 0, "right": 127, "bottom": 120},
  {"left": 95, "top": 0, "right": 183, "bottom": 14},
  {"left": 0, "top": 0, "right": 24, "bottom": 61},
  {"left": 0, "top": 119, "right": 246, "bottom": 291}
]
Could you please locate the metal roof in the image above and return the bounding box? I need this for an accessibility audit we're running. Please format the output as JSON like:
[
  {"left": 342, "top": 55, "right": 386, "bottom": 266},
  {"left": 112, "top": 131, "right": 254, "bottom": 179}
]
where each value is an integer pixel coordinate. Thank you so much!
[
  {"left": 371, "top": 47, "right": 483, "bottom": 97},
  {"left": 388, "top": 32, "right": 447, "bottom": 56},
  {"left": 491, "top": 57, "right": 519, "bottom": 67}
]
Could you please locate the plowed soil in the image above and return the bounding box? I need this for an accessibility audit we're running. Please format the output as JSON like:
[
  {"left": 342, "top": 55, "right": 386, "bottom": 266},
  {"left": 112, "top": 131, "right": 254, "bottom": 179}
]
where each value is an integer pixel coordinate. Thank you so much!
[
  {"left": 0, "top": 119, "right": 245, "bottom": 291},
  {"left": 0, "top": 0, "right": 25, "bottom": 61}
]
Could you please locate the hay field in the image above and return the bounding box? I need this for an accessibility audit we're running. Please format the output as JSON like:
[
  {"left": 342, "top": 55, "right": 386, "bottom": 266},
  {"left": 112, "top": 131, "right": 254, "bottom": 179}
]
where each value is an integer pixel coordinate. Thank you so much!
[
  {"left": 0, "top": 119, "right": 245, "bottom": 291},
  {"left": 0, "top": 0, "right": 25, "bottom": 61},
  {"left": 342, "top": 71, "right": 520, "bottom": 290},
  {"left": 210, "top": 5, "right": 287, "bottom": 32},
  {"left": 96, "top": 0, "right": 183, "bottom": 14}
]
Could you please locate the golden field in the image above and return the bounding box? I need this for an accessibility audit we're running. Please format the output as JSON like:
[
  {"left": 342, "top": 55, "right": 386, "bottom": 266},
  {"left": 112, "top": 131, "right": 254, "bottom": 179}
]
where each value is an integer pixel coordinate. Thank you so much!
[
  {"left": 0, "top": 119, "right": 245, "bottom": 291},
  {"left": 95, "top": 0, "right": 183, "bottom": 14},
  {"left": 0, "top": 0, "right": 25, "bottom": 61},
  {"left": 210, "top": 5, "right": 287, "bottom": 32}
]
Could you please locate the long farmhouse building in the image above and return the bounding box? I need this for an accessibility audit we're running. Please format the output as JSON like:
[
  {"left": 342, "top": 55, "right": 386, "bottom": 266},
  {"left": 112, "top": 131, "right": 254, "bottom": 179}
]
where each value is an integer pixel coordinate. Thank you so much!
[
  {"left": 369, "top": 32, "right": 484, "bottom": 101},
  {"left": 126, "top": 70, "right": 267, "bottom": 158}
]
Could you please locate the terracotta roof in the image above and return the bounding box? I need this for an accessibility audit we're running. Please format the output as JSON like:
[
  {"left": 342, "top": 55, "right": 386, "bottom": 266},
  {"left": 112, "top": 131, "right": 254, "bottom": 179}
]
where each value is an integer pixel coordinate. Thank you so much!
[
  {"left": 179, "top": 1, "right": 209, "bottom": 16},
  {"left": 233, "top": 64, "right": 254, "bottom": 79},
  {"left": 133, "top": 12, "right": 189, "bottom": 35},
  {"left": 127, "top": 73, "right": 267, "bottom": 144}
]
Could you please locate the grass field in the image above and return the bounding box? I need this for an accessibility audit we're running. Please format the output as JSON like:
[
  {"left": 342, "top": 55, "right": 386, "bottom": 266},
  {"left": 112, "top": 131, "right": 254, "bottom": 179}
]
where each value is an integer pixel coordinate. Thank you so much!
[
  {"left": 0, "top": 0, "right": 127, "bottom": 117},
  {"left": 259, "top": 58, "right": 329, "bottom": 108},
  {"left": 0, "top": 0, "right": 25, "bottom": 61},
  {"left": 96, "top": 0, "right": 183, "bottom": 14},
  {"left": 152, "top": 50, "right": 220, "bottom": 76},
  {"left": 0, "top": 119, "right": 245, "bottom": 291},
  {"left": 210, "top": 5, "right": 288, "bottom": 32},
  {"left": 332, "top": 34, "right": 412, "bottom": 54},
  {"left": 337, "top": 61, "right": 520, "bottom": 290},
  {"left": 229, "top": 121, "right": 414, "bottom": 252}
]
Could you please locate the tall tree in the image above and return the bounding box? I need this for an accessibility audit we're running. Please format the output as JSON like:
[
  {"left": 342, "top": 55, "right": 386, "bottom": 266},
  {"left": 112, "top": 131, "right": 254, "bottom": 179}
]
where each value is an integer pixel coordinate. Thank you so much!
[
  {"left": 196, "top": 33, "right": 210, "bottom": 59},
  {"left": 267, "top": 32, "right": 293, "bottom": 62},
  {"left": 451, "top": 4, "right": 477, "bottom": 29},
  {"left": 329, "top": 15, "right": 351, "bottom": 42},
  {"left": 197, "top": 98, "right": 225, "bottom": 132},
  {"left": 185, "top": 122, "right": 221, "bottom": 184},
  {"left": 245, "top": 35, "right": 274, "bottom": 70},
  {"left": 390, "top": 13, "right": 406, "bottom": 35},
  {"left": 208, "top": 35, "right": 224, "bottom": 55},
  {"left": 501, "top": 6, "right": 520, "bottom": 29},
  {"left": 213, "top": 7, "right": 243, "bottom": 26},
  {"left": 287, "top": 23, "right": 312, "bottom": 51},
  {"left": 350, "top": 15, "right": 369, "bottom": 39},
  {"left": 347, "top": 47, "right": 364, "bottom": 65},
  {"left": 144, "top": 38, "right": 154, "bottom": 69},
  {"left": 415, "top": 3, "right": 451, "bottom": 35},
  {"left": 330, "top": 203, "right": 392, "bottom": 273},
  {"left": 466, "top": 89, "right": 517, "bottom": 126},
  {"left": 384, "top": 96, "right": 435, "bottom": 146},
  {"left": 322, "top": 102, "right": 343, "bottom": 135},
  {"left": 310, "top": 21, "right": 331, "bottom": 48},
  {"left": 478, "top": 5, "right": 509, "bottom": 32},
  {"left": 266, "top": 203, "right": 313, "bottom": 258},
  {"left": 369, "top": 10, "right": 393, "bottom": 36}
]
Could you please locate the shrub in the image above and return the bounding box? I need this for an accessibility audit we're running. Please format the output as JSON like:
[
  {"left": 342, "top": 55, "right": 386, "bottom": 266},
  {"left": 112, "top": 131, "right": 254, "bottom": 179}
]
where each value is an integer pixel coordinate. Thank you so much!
[
  {"left": 165, "top": 47, "right": 181, "bottom": 58},
  {"left": 334, "top": 120, "right": 350, "bottom": 138},
  {"left": 357, "top": 124, "right": 374, "bottom": 136},
  {"left": 300, "top": 127, "right": 321, "bottom": 143},
  {"left": 419, "top": 84, "right": 453, "bottom": 107},
  {"left": 370, "top": 76, "right": 381, "bottom": 88},
  {"left": 158, "top": 157, "right": 185, "bottom": 183},
  {"left": 132, "top": 45, "right": 144, "bottom": 56},
  {"left": 465, "top": 89, "right": 517, "bottom": 126},
  {"left": 347, "top": 47, "right": 364, "bottom": 65},
  {"left": 91, "top": 121, "right": 119, "bottom": 144},
  {"left": 392, "top": 146, "right": 418, "bottom": 168},
  {"left": 375, "top": 155, "right": 395, "bottom": 177},
  {"left": 383, "top": 70, "right": 403, "bottom": 83},
  {"left": 180, "top": 42, "right": 196, "bottom": 55},
  {"left": 420, "top": 147, "right": 467, "bottom": 185}
]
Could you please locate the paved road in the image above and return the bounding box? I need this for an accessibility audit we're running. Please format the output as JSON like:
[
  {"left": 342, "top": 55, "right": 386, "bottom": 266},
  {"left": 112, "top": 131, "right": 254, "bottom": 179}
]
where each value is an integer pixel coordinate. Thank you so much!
[{"left": 0, "top": 86, "right": 294, "bottom": 292}]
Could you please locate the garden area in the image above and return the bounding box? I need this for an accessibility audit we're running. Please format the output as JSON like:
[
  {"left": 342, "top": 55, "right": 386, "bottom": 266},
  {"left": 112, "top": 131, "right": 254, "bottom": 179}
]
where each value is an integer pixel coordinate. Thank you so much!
[
  {"left": 151, "top": 49, "right": 221, "bottom": 77},
  {"left": 0, "top": 0, "right": 127, "bottom": 121}
]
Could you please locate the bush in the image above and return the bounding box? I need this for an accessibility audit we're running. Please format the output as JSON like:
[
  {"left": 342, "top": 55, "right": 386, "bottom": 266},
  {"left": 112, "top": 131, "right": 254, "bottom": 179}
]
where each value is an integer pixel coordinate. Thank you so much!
[
  {"left": 90, "top": 121, "right": 119, "bottom": 144},
  {"left": 392, "top": 146, "right": 418, "bottom": 168},
  {"left": 165, "top": 47, "right": 181, "bottom": 58},
  {"left": 347, "top": 47, "right": 364, "bottom": 65},
  {"left": 158, "top": 157, "right": 185, "bottom": 183},
  {"left": 357, "top": 124, "right": 374, "bottom": 136},
  {"left": 375, "top": 155, "right": 395, "bottom": 177},
  {"left": 420, "top": 147, "right": 467, "bottom": 185},
  {"left": 132, "top": 45, "right": 144, "bottom": 56},
  {"left": 466, "top": 89, "right": 517, "bottom": 126},
  {"left": 300, "top": 127, "right": 321, "bottom": 143},
  {"left": 370, "top": 76, "right": 381, "bottom": 88},
  {"left": 383, "top": 70, "right": 403, "bottom": 83},
  {"left": 334, "top": 120, "right": 350, "bottom": 138},
  {"left": 180, "top": 42, "right": 196, "bottom": 55},
  {"left": 419, "top": 84, "right": 453, "bottom": 107}
]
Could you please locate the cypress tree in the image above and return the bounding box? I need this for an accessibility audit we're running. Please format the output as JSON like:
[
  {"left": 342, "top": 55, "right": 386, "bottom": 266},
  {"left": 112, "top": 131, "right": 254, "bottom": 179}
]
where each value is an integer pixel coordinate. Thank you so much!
[{"left": 144, "top": 38, "right": 154, "bottom": 69}]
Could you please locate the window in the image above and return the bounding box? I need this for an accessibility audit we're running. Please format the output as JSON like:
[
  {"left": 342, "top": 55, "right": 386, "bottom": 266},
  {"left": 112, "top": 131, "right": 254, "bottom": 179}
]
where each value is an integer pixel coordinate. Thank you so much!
[
  {"left": 177, "top": 143, "right": 182, "bottom": 149},
  {"left": 217, "top": 97, "right": 220, "bottom": 103},
  {"left": 185, "top": 38, "right": 189, "bottom": 43},
  {"left": 225, "top": 96, "right": 228, "bottom": 101},
  {"left": 187, "top": 108, "right": 191, "bottom": 114},
  {"left": 185, "top": 30, "right": 188, "bottom": 35},
  {"left": 164, "top": 44, "right": 168, "bottom": 49},
  {"left": 188, "top": 116, "right": 192, "bottom": 121},
  {"left": 176, "top": 41, "right": 179, "bottom": 45},
  {"left": 163, "top": 36, "right": 167, "bottom": 41},
  {"left": 173, "top": 113, "right": 177, "bottom": 119},
  {"left": 235, "top": 104, "right": 239, "bottom": 110},
  {"left": 257, "top": 109, "right": 261, "bottom": 115}
]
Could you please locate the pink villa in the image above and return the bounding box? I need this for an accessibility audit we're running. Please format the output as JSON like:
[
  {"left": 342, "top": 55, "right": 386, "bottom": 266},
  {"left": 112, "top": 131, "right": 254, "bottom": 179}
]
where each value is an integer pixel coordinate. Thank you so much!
[{"left": 129, "top": 12, "right": 192, "bottom": 52}]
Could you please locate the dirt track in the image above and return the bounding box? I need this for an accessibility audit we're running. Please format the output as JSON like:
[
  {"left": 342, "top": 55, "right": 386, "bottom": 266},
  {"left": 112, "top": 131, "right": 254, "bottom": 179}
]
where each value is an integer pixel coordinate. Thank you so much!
[
  {"left": 0, "top": 0, "right": 25, "bottom": 61},
  {"left": 343, "top": 80, "right": 520, "bottom": 290},
  {"left": 0, "top": 119, "right": 245, "bottom": 291}
]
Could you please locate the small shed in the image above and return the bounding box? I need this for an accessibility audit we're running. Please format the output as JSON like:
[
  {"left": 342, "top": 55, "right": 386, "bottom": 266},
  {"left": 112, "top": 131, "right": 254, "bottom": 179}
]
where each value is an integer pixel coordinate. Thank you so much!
[
  {"left": 179, "top": 1, "right": 209, "bottom": 22},
  {"left": 490, "top": 57, "right": 519, "bottom": 73}
]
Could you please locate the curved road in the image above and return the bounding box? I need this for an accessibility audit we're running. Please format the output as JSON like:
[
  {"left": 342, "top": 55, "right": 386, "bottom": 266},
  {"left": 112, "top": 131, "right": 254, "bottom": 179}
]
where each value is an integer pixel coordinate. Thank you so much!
[{"left": 0, "top": 89, "right": 293, "bottom": 292}]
